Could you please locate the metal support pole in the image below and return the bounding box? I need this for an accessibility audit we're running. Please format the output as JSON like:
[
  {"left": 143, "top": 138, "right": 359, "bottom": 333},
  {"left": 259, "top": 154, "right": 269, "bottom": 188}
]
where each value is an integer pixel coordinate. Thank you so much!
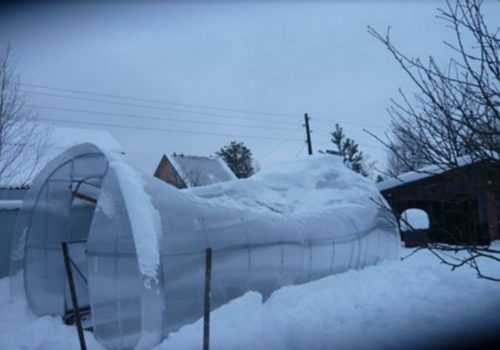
[
  {"left": 62, "top": 242, "right": 87, "bottom": 350},
  {"left": 203, "top": 248, "right": 213, "bottom": 350},
  {"left": 304, "top": 113, "right": 313, "bottom": 155}
]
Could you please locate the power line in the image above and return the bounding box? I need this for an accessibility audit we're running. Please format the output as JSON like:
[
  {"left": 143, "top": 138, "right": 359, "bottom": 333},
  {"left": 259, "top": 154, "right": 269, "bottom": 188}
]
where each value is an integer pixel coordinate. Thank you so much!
[
  {"left": 315, "top": 141, "right": 387, "bottom": 152},
  {"left": 37, "top": 116, "right": 304, "bottom": 142},
  {"left": 311, "top": 118, "right": 387, "bottom": 131},
  {"left": 22, "top": 89, "right": 304, "bottom": 126},
  {"left": 28, "top": 105, "right": 300, "bottom": 132},
  {"left": 20, "top": 82, "right": 297, "bottom": 119},
  {"left": 21, "top": 83, "right": 390, "bottom": 132}
]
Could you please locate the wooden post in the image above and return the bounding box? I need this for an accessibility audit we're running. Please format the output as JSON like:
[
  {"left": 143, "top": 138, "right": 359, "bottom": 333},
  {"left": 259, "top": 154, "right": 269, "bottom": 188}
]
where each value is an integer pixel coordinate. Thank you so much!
[
  {"left": 203, "top": 248, "right": 213, "bottom": 350},
  {"left": 61, "top": 242, "right": 87, "bottom": 350},
  {"left": 304, "top": 113, "right": 313, "bottom": 155}
]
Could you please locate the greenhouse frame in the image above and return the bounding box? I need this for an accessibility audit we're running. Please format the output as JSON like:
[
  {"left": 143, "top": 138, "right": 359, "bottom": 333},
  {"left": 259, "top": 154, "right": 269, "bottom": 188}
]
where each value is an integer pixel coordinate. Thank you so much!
[{"left": 9, "top": 143, "right": 400, "bottom": 350}]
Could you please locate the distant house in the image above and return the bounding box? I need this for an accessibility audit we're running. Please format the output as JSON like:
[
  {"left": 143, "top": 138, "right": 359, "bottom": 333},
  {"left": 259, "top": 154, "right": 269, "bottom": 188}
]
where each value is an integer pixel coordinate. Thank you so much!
[
  {"left": 378, "top": 157, "right": 500, "bottom": 247},
  {"left": 154, "top": 153, "right": 236, "bottom": 189},
  {"left": 0, "top": 125, "right": 125, "bottom": 278}
]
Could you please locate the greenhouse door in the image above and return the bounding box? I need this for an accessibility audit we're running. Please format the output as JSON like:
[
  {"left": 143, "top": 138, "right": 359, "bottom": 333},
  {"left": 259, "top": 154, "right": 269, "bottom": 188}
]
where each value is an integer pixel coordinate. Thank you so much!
[{"left": 63, "top": 192, "right": 96, "bottom": 328}]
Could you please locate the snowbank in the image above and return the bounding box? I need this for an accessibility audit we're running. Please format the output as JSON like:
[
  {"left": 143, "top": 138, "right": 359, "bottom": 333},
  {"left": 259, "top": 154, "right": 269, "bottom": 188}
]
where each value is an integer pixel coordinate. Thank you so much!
[
  {"left": 1, "top": 245, "right": 499, "bottom": 350},
  {"left": 158, "top": 243, "right": 500, "bottom": 350}
]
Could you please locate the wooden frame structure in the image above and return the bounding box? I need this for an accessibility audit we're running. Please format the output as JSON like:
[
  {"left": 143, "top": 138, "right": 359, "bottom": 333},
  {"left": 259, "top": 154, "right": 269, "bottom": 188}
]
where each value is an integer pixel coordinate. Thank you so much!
[{"left": 380, "top": 160, "right": 500, "bottom": 246}]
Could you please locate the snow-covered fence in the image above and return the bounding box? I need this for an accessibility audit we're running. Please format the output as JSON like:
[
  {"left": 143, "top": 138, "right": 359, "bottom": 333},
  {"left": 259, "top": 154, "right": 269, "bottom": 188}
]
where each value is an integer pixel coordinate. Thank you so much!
[{"left": 9, "top": 143, "right": 400, "bottom": 350}]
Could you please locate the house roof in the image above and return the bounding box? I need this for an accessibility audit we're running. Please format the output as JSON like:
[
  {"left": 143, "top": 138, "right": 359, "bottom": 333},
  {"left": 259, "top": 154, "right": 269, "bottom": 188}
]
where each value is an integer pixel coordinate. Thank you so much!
[
  {"left": 0, "top": 125, "right": 125, "bottom": 189},
  {"left": 377, "top": 155, "right": 483, "bottom": 192},
  {"left": 166, "top": 153, "right": 236, "bottom": 187}
]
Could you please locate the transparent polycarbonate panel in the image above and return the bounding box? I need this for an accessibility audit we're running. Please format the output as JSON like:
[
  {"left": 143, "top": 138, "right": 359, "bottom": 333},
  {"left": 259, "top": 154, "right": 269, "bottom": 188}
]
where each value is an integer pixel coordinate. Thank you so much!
[
  {"left": 357, "top": 235, "right": 368, "bottom": 270},
  {"left": 72, "top": 153, "right": 108, "bottom": 182},
  {"left": 281, "top": 244, "right": 306, "bottom": 286},
  {"left": 88, "top": 167, "right": 164, "bottom": 350},
  {"left": 117, "top": 256, "right": 144, "bottom": 349},
  {"left": 210, "top": 248, "right": 250, "bottom": 310},
  {"left": 310, "top": 240, "right": 336, "bottom": 281},
  {"left": 9, "top": 144, "right": 108, "bottom": 318},
  {"left": 87, "top": 172, "right": 129, "bottom": 349},
  {"left": 22, "top": 185, "right": 48, "bottom": 301},
  {"left": 331, "top": 240, "right": 354, "bottom": 274},
  {"left": 88, "top": 255, "right": 122, "bottom": 349},
  {"left": 64, "top": 242, "right": 90, "bottom": 310},
  {"left": 247, "top": 245, "right": 282, "bottom": 299},
  {"left": 69, "top": 202, "right": 95, "bottom": 242},
  {"left": 161, "top": 253, "right": 205, "bottom": 335},
  {"left": 25, "top": 163, "right": 73, "bottom": 315}
]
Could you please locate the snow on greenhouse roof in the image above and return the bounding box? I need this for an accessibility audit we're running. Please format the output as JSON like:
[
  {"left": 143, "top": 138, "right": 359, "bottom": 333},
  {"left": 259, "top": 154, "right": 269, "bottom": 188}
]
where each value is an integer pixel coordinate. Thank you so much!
[
  {"left": 0, "top": 125, "right": 125, "bottom": 188},
  {"left": 167, "top": 153, "right": 236, "bottom": 187},
  {"left": 110, "top": 159, "right": 162, "bottom": 285},
  {"left": 188, "top": 154, "right": 381, "bottom": 218},
  {"left": 98, "top": 152, "right": 387, "bottom": 289}
]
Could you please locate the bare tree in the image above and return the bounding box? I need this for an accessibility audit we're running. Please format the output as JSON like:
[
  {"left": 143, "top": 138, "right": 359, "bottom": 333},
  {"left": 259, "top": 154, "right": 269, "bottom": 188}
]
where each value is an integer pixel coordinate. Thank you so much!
[
  {"left": 368, "top": 0, "right": 499, "bottom": 172},
  {"left": 0, "top": 45, "right": 45, "bottom": 187},
  {"left": 368, "top": 0, "right": 500, "bottom": 280}
]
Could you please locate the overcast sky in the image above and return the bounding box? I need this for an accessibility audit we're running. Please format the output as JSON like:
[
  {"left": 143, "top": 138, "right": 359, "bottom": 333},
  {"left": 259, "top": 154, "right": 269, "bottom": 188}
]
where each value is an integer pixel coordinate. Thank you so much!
[{"left": 1, "top": 1, "right": 499, "bottom": 175}]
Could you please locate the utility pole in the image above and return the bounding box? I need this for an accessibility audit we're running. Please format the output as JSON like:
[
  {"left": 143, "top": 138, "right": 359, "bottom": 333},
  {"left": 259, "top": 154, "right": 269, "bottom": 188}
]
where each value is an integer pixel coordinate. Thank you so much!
[{"left": 304, "top": 113, "right": 313, "bottom": 155}]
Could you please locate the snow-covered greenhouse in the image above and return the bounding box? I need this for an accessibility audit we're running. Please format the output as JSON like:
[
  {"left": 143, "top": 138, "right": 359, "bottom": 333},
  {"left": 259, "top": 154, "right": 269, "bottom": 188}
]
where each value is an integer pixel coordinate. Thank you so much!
[{"left": 9, "top": 143, "right": 400, "bottom": 350}]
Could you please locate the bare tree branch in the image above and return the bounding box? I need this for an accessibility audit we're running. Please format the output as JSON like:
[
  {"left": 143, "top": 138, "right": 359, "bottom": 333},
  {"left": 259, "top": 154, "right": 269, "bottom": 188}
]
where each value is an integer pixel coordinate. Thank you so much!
[{"left": 0, "top": 45, "right": 46, "bottom": 188}]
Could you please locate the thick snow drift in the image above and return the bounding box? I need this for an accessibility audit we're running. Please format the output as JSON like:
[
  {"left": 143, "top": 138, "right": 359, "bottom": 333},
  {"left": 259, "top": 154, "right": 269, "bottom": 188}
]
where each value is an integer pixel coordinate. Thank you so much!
[{"left": 1, "top": 245, "right": 499, "bottom": 350}]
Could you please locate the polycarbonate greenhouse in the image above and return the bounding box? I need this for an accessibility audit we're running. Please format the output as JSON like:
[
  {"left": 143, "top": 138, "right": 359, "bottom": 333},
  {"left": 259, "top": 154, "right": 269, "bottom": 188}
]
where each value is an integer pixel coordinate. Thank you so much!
[{"left": 9, "top": 143, "right": 400, "bottom": 350}]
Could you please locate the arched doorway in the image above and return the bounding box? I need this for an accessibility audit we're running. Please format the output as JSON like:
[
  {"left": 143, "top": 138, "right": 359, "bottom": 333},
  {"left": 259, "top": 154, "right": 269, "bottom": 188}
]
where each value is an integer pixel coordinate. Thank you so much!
[{"left": 399, "top": 208, "right": 430, "bottom": 247}]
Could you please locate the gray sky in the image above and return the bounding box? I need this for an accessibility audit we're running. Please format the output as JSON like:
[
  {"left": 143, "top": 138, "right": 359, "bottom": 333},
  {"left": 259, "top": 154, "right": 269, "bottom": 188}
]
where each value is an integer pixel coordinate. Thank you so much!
[{"left": 1, "top": 1, "right": 498, "bottom": 175}]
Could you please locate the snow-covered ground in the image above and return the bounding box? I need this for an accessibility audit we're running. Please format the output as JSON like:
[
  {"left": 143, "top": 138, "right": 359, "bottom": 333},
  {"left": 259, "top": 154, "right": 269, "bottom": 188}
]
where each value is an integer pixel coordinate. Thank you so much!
[{"left": 1, "top": 244, "right": 499, "bottom": 350}]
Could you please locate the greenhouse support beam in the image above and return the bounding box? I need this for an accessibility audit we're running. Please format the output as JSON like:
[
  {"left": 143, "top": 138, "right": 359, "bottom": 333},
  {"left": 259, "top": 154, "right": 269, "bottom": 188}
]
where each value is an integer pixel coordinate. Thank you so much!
[
  {"left": 203, "top": 248, "right": 212, "bottom": 350},
  {"left": 62, "top": 242, "right": 87, "bottom": 350}
]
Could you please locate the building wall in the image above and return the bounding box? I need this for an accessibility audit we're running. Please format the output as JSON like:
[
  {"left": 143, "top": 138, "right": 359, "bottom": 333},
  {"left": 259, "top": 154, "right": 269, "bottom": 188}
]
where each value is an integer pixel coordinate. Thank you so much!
[
  {"left": 0, "top": 188, "right": 27, "bottom": 277},
  {"left": 154, "top": 156, "right": 187, "bottom": 189},
  {"left": 0, "top": 188, "right": 27, "bottom": 200},
  {"left": 0, "top": 209, "right": 18, "bottom": 277},
  {"left": 381, "top": 162, "right": 500, "bottom": 245}
]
